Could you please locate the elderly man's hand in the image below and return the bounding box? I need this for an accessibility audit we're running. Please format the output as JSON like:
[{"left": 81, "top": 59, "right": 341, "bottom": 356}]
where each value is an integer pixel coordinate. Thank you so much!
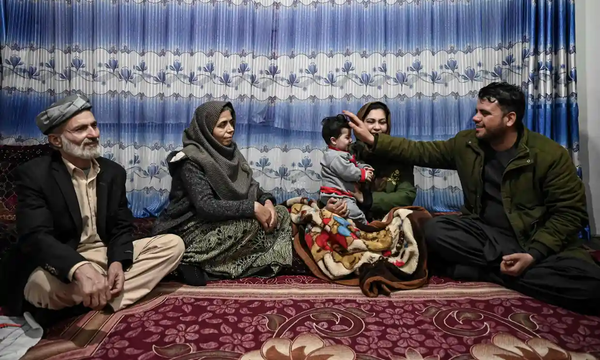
[{"left": 73, "top": 264, "right": 111, "bottom": 310}]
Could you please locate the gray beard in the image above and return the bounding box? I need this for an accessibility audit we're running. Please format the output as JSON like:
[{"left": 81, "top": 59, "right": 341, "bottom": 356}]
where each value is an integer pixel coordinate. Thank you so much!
[{"left": 60, "top": 135, "right": 101, "bottom": 160}]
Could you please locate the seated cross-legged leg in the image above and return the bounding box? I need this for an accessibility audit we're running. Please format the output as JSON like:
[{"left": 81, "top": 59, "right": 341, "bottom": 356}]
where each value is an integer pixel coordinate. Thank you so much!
[
  {"left": 506, "top": 253, "right": 600, "bottom": 315},
  {"left": 424, "top": 215, "right": 600, "bottom": 315},
  {"left": 110, "top": 234, "right": 184, "bottom": 311},
  {"left": 24, "top": 267, "right": 91, "bottom": 310},
  {"left": 24, "top": 234, "right": 184, "bottom": 312},
  {"left": 423, "top": 215, "right": 520, "bottom": 281}
]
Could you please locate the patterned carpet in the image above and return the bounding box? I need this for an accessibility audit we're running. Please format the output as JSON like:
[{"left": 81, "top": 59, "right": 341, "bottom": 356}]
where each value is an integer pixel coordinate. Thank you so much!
[{"left": 22, "top": 276, "right": 600, "bottom": 360}]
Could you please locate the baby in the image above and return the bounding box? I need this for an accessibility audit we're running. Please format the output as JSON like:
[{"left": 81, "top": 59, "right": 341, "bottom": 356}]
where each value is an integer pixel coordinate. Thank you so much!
[{"left": 320, "top": 114, "right": 373, "bottom": 225}]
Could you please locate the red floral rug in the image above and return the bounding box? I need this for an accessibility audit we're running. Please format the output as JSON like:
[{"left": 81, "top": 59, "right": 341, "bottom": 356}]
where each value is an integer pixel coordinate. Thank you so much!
[{"left": 22, "top": 276, "right": 600, "bottom": 360}]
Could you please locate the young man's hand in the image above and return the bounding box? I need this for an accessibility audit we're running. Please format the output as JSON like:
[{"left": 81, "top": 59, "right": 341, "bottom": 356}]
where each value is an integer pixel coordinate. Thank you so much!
[
  {"left": 500, "top": 253, "right": 535, "bottom": 277},
  {"left": 343, "top": 111, "right": 375, "bottom": 146}
]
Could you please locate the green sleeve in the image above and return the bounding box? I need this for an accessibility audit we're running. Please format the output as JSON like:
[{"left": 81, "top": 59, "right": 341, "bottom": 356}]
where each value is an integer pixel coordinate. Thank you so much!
[
  {"left": 371, "top": 182, "right": 416, "bottom": 214},
  {"left": 527, "top": 147, "right": 588, "bottom": 258},
  {"left": 373, "top": 134, "right": 457, "bottom": 170},
  {"left": 370, "top": 165, "right": 417, "bottom": 215}
]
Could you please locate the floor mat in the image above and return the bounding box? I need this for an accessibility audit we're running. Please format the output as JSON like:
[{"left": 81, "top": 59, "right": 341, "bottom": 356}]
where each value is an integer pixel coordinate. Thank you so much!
[{"left": 22, "top": 276, "right": 600, "bottom": 360}]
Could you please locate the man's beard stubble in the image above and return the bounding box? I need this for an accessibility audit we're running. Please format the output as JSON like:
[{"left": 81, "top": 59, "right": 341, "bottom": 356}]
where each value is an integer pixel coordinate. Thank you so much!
[{"left": 61, "top": 135, "right": 101, "bottom": 160}]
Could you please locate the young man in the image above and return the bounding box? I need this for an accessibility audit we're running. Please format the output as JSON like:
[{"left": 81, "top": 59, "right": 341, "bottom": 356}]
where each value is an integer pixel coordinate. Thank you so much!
[
  {"left": 345, "top": 82, "right": 600, "bottom": 314},
  {"left": 3, "top": 94, "right": 185, "bottom": 324}
]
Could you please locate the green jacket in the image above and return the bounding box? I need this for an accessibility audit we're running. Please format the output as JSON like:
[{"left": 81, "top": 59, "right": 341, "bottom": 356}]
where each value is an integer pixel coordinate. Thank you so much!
[
  {"left": 351, "top": 141, "right": 416, "bottom": 220},
  {"left": 373, "top": 128, "right": 591, "bottom": 262}
]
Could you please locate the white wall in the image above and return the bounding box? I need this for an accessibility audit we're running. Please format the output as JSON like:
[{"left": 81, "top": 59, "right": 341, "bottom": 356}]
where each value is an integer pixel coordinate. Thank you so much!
[{"left": 576, "top": 0, "right": 600, "bottom": 236}]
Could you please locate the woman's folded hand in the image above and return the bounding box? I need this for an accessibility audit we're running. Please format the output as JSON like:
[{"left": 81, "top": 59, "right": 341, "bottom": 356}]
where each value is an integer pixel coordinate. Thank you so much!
[
  {"left": 264, "top": 200, "right": 278, "bottom": 231},
  {"left": 254, "top": 202, "right": 273, "bottom": 232}
]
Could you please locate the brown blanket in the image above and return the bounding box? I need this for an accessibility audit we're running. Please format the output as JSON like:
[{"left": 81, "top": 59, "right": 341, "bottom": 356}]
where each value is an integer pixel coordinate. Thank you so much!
[{"left": 285, "top": 197, "right": 431, "bottom": 297}]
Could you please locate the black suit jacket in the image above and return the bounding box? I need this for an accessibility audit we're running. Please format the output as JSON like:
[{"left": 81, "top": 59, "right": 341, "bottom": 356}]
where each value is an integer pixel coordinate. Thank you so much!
[{"left": 2, "top": 151, "right": 135, "bottom": 314}]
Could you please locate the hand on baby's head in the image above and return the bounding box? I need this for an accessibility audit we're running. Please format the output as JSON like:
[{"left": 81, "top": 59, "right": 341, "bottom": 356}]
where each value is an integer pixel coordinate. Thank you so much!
[{"left": 322, "top": 114, "right": 352, "bottom": 151}]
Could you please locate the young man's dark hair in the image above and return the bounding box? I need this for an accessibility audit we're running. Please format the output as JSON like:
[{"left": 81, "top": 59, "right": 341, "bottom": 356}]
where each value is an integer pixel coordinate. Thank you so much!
[
  {"left": 321, "top": 114, "right": 351, "bottom": 145},
  {"left": 478, "top": 82, "right": 526, "bottom": 125}
]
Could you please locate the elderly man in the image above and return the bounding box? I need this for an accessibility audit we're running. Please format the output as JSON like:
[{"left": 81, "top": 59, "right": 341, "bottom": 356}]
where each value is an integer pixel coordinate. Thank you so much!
[{"left": 3, "top": 94, "right": 184, "bottom": 322}]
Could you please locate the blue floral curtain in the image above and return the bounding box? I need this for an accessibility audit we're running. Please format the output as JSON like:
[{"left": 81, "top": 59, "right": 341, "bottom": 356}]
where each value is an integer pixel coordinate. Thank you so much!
[
  {"left": 0, "top": 0, "right": 5, "bottom": 45},
  {"left": 0, "top": 0, "right": 581, "bottom": 225}
]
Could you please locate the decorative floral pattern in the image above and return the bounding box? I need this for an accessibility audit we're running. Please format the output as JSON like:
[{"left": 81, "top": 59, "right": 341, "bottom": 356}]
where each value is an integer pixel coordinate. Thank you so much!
[
  {"left": 471, "top": 332, "right": 597, "bottom": 360},
  {"left": 163, "top": 324, "right": 200, "bottom": 343},
  {"left": 92, "top": 336, "right": 129, "bottom": 359},
  {"left": 240, "top": 333, "right": 356, "bottom": 360},
  {"left": 0, "top": 0, "right": 583, "bottom": 236},
  {"left": 32, "top": 277, "right": 600, "bottom": 360},
  {"left": 1, "top": 50, "right": 540, "bottom": 101}
]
